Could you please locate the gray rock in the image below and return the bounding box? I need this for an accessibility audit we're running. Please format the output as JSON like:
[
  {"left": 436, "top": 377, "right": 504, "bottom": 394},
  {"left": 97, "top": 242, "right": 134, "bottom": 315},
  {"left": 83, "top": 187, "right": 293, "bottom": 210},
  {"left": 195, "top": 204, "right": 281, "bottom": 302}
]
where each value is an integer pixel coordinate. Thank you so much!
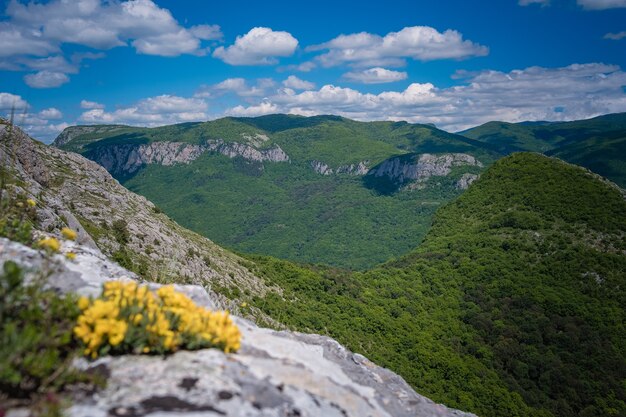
[
  {"left": 368, "top": 153, "right": 483, "bottom": 187},
  {"left": 456, "top": 173, "right": 480, "bottom": 190},
  {"left": 310, "top": 160, "right": 369, "bottom": 176},
  {"left": 2, "top": 238, "right": 476, "bottom": 417},
  {"left": 0, "top": 123, "right": 276, "bottom": 317},
  {"left": 93, "top": 142, "right": 207, "bottom": 176},
  {"left": 310, "top": 160, "right": 333, "bottom": 175},
  {"left": 336, "top": 161, "right": 369, "bottom": 176},
  {"left": 206, "top": 139, "right": 290, "bottom": 163}
]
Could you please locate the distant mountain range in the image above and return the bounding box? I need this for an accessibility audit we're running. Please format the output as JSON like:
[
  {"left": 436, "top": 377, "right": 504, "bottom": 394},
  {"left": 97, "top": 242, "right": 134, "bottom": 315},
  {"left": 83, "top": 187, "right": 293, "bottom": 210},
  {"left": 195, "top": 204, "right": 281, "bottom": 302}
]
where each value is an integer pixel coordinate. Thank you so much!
[
  {"left": 460, "top": 112, "right": 626, "bottom": 187},
  {"left": 3, "top": 117, "right": 624, "bottom": 417},
  {"left": 52, "top": 113, "right": 626, "bottom": 268},
  {"left": 53, "top": 114, "right": 499, "bottom": 269}
]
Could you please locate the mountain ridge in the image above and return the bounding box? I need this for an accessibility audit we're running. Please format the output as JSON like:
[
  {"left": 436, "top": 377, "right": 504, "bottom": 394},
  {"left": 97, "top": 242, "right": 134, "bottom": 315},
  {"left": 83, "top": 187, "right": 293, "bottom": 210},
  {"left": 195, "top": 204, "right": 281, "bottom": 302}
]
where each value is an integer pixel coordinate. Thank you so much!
[
  {"left": 52, "top": 115, "right": 499, "bottom": 269},
  {"left": 5, "top": 119, "right": 626, "bottom": 417}
]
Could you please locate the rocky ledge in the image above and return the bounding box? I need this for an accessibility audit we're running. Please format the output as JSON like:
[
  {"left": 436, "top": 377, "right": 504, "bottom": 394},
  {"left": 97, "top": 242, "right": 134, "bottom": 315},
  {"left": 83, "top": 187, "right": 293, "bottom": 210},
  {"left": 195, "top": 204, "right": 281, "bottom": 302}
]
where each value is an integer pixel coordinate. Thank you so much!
[
  {"left": 368, "top": 153, "right": 483, "bottom": 188},
  {"left": 1, "top": 237, "right": 475, "bottom": 417}
]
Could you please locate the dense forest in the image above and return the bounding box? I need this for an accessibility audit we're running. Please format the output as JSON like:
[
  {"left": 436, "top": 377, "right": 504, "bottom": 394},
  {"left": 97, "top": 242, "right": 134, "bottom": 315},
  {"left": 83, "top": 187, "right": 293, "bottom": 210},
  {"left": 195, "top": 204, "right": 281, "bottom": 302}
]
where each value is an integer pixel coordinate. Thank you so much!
[{"left": 235, "top": 154, "right": 626, "bottom": 417}]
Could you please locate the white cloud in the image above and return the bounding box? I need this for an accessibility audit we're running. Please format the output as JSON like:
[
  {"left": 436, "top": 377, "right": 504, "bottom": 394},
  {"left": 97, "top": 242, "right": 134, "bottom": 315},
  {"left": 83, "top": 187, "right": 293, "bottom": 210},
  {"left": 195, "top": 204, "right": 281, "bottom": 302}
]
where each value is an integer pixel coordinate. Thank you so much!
[
  {"left": 282, "top": 75, "right": 315, "bottom": 90},
  {"left": 225, "top": 63, "right": 626, "bottom": 131},
  {"left": 518, "top": 0, "right": 550, "bottom": 6},
  {"left": 79, "top": 94, "right": 209, "bottom": 126},
  {"left": 5, "top": 0, "right": 221, "bottom": 55},
  {"left": 343, "top": 67, "right": 408, "bottom": 84},
  {"left": 132, "top": 29, "right": 206, "bottom": 57},
  {"left": 604, "top": 31, "right": 626, "bottom": 40},
  {"left": 0, "top": 0, "right": 221, "bottom": 87},
  {"left": 578, "top": 0, "right": 626, "bottom": 9},
  {"left": 0, "top": 92, "right": 28, "bottom": 111},
  {"left": 23, "top": 71, "right": 70, "bottom": 88},
  {"left": 195, "top": 78, "right": 277, "bottom": 98},
  {"left": 0, "top": 92, "right": 68, "bottom": 142},
  {"left": 80, "top": 100, "right": 105, "bottom": 109},
  {"left": 308, "top": 26, "right": 488, "bottom": 68},
  {"left": 213, "top": 27, "right": 298, "bottom": 65},
  {"left": 227, "top": 101, "right": 279, "bottom": 117},
  {"left": 0, "top": 22, "right": 58, "bottom": 58},
  {"left": 38, "top": 107, "right": 63, "bottom": 119}
]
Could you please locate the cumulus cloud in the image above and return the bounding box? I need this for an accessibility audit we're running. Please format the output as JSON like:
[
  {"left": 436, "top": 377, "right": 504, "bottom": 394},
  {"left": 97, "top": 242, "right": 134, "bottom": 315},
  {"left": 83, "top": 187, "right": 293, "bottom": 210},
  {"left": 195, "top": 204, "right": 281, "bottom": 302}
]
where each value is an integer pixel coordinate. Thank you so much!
[
  {"left": 282, "top": 75, "right": 315, "bottom": 90},
  {"left": 0, "top": 0, "right": 222, "bottom": 87},
  {"left": 0, "top": 92, "right": 68, "bottom": 142},
  {"left": 0, "top": 92, "right": 29, "bottom": 111},
  {"left": 227, "top": 101, "right": 279, "bottom": 117},
  {"left": 38, "top": 107, "right": 63, "bottom": 119},
  {"left": 213, "top": 27, "right": 298, "bottom": 65},
  {"left": 308, "top": 26, "right": 488, "bottom": 68},
  {"left": 0, "top": 22, "right": 58, "bottom": 58},
  {"left": 195, "top": 78, "right": 277, "bottom": 98},
  {"left": 577, "top": 0, "right": 626, "bottom": 9},
  {"left": 224, "top": 63, "right": 626, "bottom": 131},
  {"left": 604, "top": 31, "right": 626, "bottom": 40},
  {"left": 80, "top": 100, "right": 105, "bottom": 109},
  {"left": 343, "top": 67, "right": 407, "bottom": 84},
  {"left": 79, "top": 94, "right": 209, "bottom": 126},
  {"left": 4, "top": 0, "right": 221, "bottom": 55},
  {"left": 23, "top": 71, "right": 70, "bottom": 88}
]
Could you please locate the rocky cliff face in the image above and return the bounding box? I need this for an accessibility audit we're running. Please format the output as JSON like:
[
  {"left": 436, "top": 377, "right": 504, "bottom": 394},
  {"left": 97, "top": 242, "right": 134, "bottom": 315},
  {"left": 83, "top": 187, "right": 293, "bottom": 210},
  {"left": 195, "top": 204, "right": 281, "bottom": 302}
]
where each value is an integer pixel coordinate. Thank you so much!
[
  {"left": 368, "top": 153, "right": 483, "bottom": 188},
  {"left": 1, "top": 124, "right": 273, "bottom": 316},
  {"left": 456, "top": 173, "right": 480, "bottom": 190},
  {"left": 89, "top": 142, "right": 207, "bottom": 175},
  {"left": 83, "top": 138, "right": 290, "bottom": 177},
  {"left": 310, "top": 160, "right": 369, "bottom": 176},
  {"left": 52, "top": 125, "right": 126, "bottom": 147},
  {"left": 207, "top": 139, "right": 290, "bottom": 163},
  {"left": 1, "top": 237, "right": 476, "bottom": 417}
]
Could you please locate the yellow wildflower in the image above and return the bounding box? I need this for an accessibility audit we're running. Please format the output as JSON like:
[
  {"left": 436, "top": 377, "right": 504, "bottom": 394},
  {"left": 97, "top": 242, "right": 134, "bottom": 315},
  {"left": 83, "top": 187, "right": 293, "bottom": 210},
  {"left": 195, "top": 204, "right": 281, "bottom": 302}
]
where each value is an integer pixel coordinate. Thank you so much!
[
  {"left": 37, "top": 237, "right": 60, "bottom": 253},
  {"left": 78, "top": 296, "right": 90, "bottom": 310},
  {"left": 26, "top": 199, "right": 36, "bottom": 207},
  {"left": 65, "top": 252, "right": 77, "bottom": 261},
  {"left": 74, "top": 281, "right": 241, "bottom": 358},
  {"left": 61, "top": 227, "right": 78, "bottom": 241}
]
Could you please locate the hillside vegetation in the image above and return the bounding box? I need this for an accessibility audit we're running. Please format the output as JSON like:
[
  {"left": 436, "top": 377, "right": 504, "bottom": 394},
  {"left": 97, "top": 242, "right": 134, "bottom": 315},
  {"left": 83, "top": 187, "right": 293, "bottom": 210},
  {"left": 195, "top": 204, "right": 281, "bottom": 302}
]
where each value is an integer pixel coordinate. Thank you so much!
[
  {"left": 460, "top": 113, "right": 626, "bottom": 187},
  {"left": 242, "top": 153, "right": 626, "bottom": 417},
  {"left": 55, "top": 114, "right": 498, "bottom": 269},
  {"left": 11, "top": 117, "right": 626, "bottom": 417}
]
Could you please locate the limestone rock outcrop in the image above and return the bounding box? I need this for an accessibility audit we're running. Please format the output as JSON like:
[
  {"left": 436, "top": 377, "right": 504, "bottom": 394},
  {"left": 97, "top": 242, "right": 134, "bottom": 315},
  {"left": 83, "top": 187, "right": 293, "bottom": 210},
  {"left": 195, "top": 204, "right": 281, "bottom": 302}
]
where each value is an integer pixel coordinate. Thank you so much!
[
  {"left": 367, "top": 153, "right": 483, "bottom": 188},
  {"left": 1, "top": 237, "right": 476, "bottom": 417}
]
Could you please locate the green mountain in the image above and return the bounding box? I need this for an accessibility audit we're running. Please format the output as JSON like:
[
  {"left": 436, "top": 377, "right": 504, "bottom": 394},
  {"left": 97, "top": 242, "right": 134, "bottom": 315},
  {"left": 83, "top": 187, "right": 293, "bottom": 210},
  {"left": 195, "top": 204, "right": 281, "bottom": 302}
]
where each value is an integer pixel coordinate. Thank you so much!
[
  {"left": 54, "top": 114, "right": 499, "bottom": 269},
  {"left": 13, "top": 118, "right": 626, "bottom": 417},
  {"left": 242, "top": 153, "right": 626, "bottom": 417},
  {"left": 460, "top": 113, "right": 626, "bottom": 187}
]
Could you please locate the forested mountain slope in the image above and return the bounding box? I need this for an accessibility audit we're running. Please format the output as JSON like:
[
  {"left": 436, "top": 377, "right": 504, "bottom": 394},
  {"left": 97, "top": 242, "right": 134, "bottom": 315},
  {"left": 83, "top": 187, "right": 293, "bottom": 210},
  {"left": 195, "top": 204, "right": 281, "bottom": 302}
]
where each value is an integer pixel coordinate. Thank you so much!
[
  {"left": 54, "top": 115, "right": 499, "bottom": 269},
  {"left": 460, "top": 113, "right": 626, "bottom": 187},
  {"left": 241, "top": 153, "right": 626, "bottom": 417}
]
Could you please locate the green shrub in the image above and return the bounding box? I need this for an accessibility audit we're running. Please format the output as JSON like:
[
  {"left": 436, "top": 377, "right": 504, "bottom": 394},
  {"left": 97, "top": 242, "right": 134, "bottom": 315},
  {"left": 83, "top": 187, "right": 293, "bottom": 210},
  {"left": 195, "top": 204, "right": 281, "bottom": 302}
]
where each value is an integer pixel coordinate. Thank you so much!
[
  {"left": 0, "top": 261, "right": 84, "bottom": 399},
  {"left": 111, "top": 219, "right": 129, "bottom": 245}
]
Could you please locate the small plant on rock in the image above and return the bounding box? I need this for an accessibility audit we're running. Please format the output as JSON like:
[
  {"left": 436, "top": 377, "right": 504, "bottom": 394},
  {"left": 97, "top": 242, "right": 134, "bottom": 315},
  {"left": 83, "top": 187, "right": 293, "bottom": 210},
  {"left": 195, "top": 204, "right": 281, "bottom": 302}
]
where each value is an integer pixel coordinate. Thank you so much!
[{"left": 74, "top": 281, "right": 242, "bottom": 358}]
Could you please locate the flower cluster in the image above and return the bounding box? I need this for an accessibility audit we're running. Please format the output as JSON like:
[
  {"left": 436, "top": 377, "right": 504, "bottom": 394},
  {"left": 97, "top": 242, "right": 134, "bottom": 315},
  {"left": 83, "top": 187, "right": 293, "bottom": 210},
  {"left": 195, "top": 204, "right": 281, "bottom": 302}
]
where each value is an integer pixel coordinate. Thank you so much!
[
  {"left": 74, "top": 281, "right": 241, "bottom": 358},
  {"left": 36, "top": 237, "right": 61, "bottom": 253},
  {"left": 35, "top": 228, "right": 78, "bottom": 259},
  {"left": 61, "top": 227, "right": 77, "bottom": 241}
]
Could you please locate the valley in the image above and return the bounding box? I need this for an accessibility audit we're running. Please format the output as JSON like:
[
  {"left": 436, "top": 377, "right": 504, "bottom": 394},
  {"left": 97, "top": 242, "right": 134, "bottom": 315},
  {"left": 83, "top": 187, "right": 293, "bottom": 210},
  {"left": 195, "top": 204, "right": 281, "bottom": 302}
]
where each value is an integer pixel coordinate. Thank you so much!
[{"left": 54, "top": 115, "right": 496, "bottom": 269}]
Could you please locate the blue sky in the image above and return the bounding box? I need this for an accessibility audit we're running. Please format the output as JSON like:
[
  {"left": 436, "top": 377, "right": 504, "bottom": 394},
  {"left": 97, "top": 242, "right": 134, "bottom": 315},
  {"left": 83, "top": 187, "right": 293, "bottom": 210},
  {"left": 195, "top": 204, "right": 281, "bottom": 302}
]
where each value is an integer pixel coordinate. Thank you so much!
[{"left": 1, "top": 0, "right": 625, "bottom": 142}]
